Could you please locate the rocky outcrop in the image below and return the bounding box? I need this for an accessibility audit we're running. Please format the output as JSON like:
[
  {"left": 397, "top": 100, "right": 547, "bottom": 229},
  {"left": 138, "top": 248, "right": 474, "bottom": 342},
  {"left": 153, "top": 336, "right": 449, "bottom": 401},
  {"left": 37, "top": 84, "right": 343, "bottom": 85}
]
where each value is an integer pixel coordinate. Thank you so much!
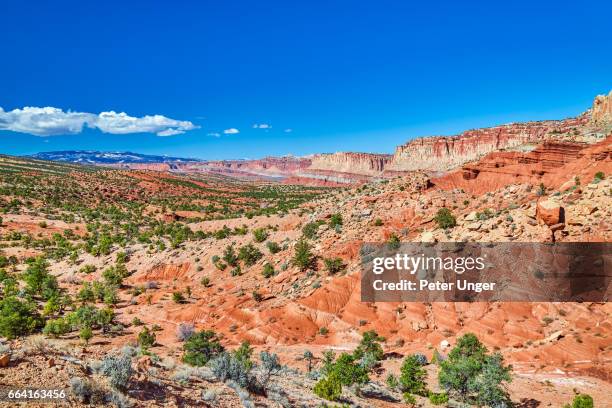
[
  {"left": 536, "top": 199, "right": 564, "bottom": 226},
  {"left": 0, "top": 353, "right": 10, "bottom": 368},
  {"left": 184, "top": 156, "right": 312, "bottom": 178},
  {"left": 207, "top": 156, "right": 310, "bottom": 174},
  {"left": 433, "top": 135, "right": 611, "bottom": 195},
  {"left": 592, "top": 91, "right": 612, "bottom": 126},
  {"left": 386, "top": 118, "right": 587, "bottom": 173},
  {"left": 461, "top": 141, "right": 587, "bottom": 181},
  {"left": 308, "top": 152, "right": 391, "bottom": 176}
]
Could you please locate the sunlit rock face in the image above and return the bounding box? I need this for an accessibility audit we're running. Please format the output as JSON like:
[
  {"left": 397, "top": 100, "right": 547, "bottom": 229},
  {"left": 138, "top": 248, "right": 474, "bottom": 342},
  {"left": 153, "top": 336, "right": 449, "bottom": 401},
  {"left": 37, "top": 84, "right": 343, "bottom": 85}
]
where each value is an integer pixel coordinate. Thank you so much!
[
  {"left": 308, "top": 152, "right": 391, "bottom": 176},
  {"left": 592, "top": 91, "right": 612, "bottom": 126},
  {"left": 386, "top": 116, "right": 589, "bottom": 173}
]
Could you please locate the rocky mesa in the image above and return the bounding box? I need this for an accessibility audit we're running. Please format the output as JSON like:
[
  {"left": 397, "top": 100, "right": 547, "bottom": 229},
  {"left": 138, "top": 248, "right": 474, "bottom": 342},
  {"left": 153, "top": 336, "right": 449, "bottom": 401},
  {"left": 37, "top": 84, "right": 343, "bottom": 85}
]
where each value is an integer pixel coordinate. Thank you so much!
[
  {"left": 308, "top": 152, "right": 391, "bottom": 176},
  {"left": 385, "top": 116, "right": 589, "bottom": 173}
]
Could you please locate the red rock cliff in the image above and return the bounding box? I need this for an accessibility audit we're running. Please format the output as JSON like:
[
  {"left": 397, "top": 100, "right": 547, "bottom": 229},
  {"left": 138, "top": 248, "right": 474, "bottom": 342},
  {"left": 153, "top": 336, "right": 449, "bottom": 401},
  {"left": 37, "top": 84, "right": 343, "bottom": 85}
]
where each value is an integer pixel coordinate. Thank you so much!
[
  {"left": 176, "top": 156, "right": 311, "bottom": 177},
  {"left": 308, "top": 152, "right": 391, "bottom": 176},
  {"left": 386, "top": 117, "right": 588, "bottom": 173}
]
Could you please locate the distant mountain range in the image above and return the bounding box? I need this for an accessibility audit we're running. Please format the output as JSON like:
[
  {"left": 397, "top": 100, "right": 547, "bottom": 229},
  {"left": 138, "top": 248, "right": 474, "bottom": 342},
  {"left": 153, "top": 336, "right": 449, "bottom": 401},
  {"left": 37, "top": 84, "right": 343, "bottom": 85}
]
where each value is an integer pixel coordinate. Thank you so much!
[{"left": 28, "top": 150, "right": 200, "bottom": 164}]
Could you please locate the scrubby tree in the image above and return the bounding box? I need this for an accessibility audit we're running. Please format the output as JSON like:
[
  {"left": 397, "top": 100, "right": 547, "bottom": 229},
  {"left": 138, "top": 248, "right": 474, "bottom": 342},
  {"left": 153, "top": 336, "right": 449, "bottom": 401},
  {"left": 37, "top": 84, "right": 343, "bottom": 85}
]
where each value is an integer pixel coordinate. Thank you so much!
[
  {"left": 537, "top": 182, "right": 546, "bottom": 196},
  {"left": 80, "top": 326, "right": 93, "bottom": 344},
  {"left": 137, "top": 327, "right": 156, "bottom": 350},
  {"left": 386, "top": 373, "right": 399, "bottom": 390},
  {"left": 0, "top": 296, "right": 42, "bottom": 339},
  {"left": 172, "top": 291, "right": 185, "bottom": 303},
  {"left": 469, "top": 353, "right": 512, "bottom": 407},
  {"left": 43, "top": 317, "right": 71, "bottom": 337},
  {"left": 354, "top": 330, "right": 385, "bottom": 362},
  {"left": 234, "top": 341, "right": 254, "bottom": 369},
  {"left": 428, "top": 391, "right": 449, "bottom": 405},
  {"left": 266, "top": 241, "right": 281, "bottom": 254},
  {"left": 434, "top": 208, "right": 457, "bottom": 229},
  {"left": 323, "top": 257, "right": 345, "bottom": 274},
  {"left": 313, "top": 374, "right": 342, "bottom": 401},
  {"left": 238, "top": 243, "right": 263, "bottom": 266},
  {"left": 564, "top": 394, "right": 594, "bottom": 408},
  {"left": 222, "top": 244, "right": 239, "bottom": 267},
  {"left": 322, "top": 352, "right": 369, "bottom": 386},
  {"left": 183, "top": 329, "right": 225, "bottom": 366},
  {"left": 387, "top": 233, "right": 401, "bottom": 249},
  {"left": 262, "top": 263, "right": 275, "bottom": 278},
  {"left": 252, "top": 228, "right": 269, "bottom": 243},
  {"left": 399, "top": 355, "right": 427, "bottom": 396},
  {"left": 22, "top": 257, "right": 58, "bottom": 300},
  {"left": 439, "top": 333, "right": 512, "bottom": 406},
  {"left": 293, "top": 239, "right": 315, "bottom": 271},
  {"left": 102, "top": 263, "right": 129, "bottom": 286},
  {"left": 302, "top": 221, "right": 324, "bottom": 239},
  {"left": 593, "top": 171, "right": 605, "bottom": 183},
  {"left": 329, "top": 213, "right": 343, "bottom": 228},
  {"left": 403, "top": 392, "right": 417, "bottom": 406}
]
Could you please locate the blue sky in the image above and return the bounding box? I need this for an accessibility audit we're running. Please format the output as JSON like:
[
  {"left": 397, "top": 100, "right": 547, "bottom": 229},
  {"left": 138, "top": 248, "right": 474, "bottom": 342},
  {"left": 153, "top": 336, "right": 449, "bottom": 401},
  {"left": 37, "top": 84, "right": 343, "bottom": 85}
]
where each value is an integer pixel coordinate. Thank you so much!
[{"left": 1, "top": 0, "right": 611, "bottom": 159}]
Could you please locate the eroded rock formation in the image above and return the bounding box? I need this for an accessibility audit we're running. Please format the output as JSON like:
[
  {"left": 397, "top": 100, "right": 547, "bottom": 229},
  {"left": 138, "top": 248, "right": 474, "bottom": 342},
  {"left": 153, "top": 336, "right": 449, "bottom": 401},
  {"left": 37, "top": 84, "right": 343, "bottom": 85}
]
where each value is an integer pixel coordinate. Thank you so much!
[
  {"left": 592, "top": 91, "right": 612, "bottom": 126},
  {"left": 385, "top": 117, "right": 588, "bottom": 173},
  {"left": 308, "top": 152, "right": 391, "bottom": 176},
  {"left": 433, "top": 135, "right": 611, "bottom": 195}
]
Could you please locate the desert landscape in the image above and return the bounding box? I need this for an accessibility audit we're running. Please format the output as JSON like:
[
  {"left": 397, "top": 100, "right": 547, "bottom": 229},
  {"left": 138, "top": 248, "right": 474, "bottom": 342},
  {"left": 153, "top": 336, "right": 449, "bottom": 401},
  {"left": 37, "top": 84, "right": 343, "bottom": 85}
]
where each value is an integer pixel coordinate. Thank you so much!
[{"left": 0, "top": 89, "right": 610, "bottom": 407}]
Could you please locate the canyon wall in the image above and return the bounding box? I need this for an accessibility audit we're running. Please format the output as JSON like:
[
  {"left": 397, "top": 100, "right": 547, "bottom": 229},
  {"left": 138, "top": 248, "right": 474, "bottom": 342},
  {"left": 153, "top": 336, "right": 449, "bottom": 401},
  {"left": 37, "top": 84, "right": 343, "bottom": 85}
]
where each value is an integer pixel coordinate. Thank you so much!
[
  {"left": 112, "top": 89, "right": 610, "bottom": 182},
  {"left": 195, "top": 156, "right": 311, "bottom": 176},
  {"left": 149, "top": 156, "right": 314, "bottom": 178},
  {"left": 308, "top": 152, "right": 391, "bottom": 176},
  {"left": 433, "top": 135, "right": 611, "bottom": 195},
  {"left": 385, "top": 117, "right": 588, "bottom": 173}
]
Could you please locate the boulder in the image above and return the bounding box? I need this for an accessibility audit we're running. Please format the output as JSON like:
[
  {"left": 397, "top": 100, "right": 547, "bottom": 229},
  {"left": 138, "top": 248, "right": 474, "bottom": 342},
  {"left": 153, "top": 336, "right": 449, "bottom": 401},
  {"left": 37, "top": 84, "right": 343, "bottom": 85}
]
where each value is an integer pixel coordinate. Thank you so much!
[
  {"left": 359, "top": 382, "right": 400, "bottom": 402},
  {"left": 467, "top": 222, "right": 482, "bottom": 231},
  {"left": 0, "top": 353, "right": 10, "bottom": 368},
  {"left": 464, "top": 211, "right": 477, "bottom": 221},
  {"left": 360, "top": 208, "right": 373, "bottom": 217},
  {"left": 420, "top": 231, "right": 437, "bottom": 243},
  {"left": 536, "top": 200, "right": 564, "bottom": 226}
]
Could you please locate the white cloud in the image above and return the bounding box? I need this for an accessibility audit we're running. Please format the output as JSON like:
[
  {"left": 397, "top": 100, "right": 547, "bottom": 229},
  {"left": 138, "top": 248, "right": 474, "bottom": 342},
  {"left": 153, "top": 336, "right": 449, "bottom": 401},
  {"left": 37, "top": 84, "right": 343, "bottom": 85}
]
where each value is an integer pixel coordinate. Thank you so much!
[
  {"left": 94, "top": 111, "right": 197, "bottom": 136},
  {"left": 252, "top": 123, "right": 271, "bottom": 129},
  {"left": 0, "top": 107, "right": 92, "bottom": 136},
  {"left": 223, "top": 128, "right": 240, "bottom": 134},
  {"left": 284, "top": 128, "right": 293, "bottom": 133},
  {"left": 157, "top": 128, "right": 185, "bottom": 137},
  {"left": 0, "top": 106, "right": 198, "bottom": 137},
  {"left": 207, "top": 132, "right": 221, "bottom": 137}
]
